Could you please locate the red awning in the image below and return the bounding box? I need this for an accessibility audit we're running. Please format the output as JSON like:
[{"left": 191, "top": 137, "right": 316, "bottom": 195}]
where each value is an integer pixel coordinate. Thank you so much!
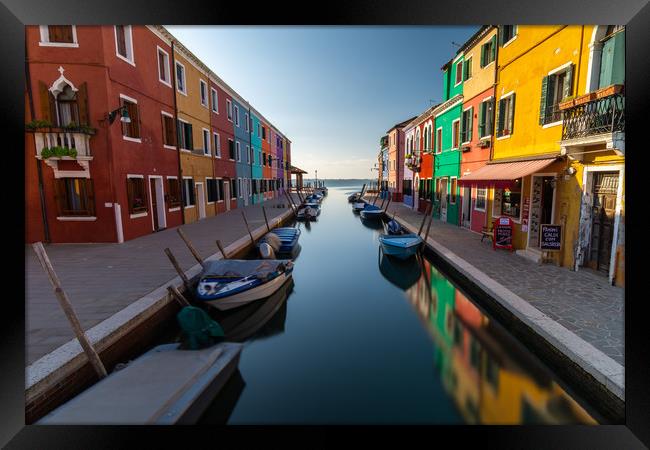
[{"left": 458, "top": 158, "right": 558, "bottom": 187}]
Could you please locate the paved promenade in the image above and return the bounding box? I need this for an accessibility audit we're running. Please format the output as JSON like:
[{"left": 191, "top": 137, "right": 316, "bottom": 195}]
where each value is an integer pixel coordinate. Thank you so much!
[
  {"left": 26, "top": 195, "right": 299, "bottom": 365},
  {"left": 380, "top": 198, "right": 624, "bottom": 365}
]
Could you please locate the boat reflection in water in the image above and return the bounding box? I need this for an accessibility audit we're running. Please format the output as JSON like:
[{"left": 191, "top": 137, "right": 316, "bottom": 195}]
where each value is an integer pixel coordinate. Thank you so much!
[
  {"left": 399, "top": 258, "right": 598, "bottom": 425},
  {"left": 359, "top": 215, "right": 384, "bottom": 230},
  {"left": 378, "top": 248, "right": 421, "bottom": 291}
]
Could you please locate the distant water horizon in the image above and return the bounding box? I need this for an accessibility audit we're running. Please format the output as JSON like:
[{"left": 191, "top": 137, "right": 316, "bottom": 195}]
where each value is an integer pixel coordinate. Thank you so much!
[{"left": 303, "top": 178, "right": 375, "bottom": 190}]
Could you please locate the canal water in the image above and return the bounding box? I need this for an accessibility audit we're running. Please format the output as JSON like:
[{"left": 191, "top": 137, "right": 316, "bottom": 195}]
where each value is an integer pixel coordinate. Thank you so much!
[{"left": 197, "top": 184, "right": 602, "bottom": 425}]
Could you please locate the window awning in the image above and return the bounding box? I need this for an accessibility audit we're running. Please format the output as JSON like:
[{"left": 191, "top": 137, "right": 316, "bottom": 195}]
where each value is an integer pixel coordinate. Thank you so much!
[{"left": 458, "top": 158, "right": 558, "bottom": 187}]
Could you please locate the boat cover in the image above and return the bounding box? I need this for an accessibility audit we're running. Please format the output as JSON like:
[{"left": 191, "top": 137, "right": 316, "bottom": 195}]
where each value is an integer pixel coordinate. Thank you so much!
[
  {"left": 258, "top": 233, "right": 282, "bottom": 252},
  {"left": 176, "top": 306, "right": 225, "bottom": 350},
  {"left": 201, "top": 259, "right": 291, "bottom": 281}
]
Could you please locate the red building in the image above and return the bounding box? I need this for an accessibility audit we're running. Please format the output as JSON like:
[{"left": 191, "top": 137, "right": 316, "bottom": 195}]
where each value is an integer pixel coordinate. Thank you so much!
[
  {"left": 26, "top": 25, "right": 182, "bottom": 243},
  {"left": 405, "top": 106, "right": 436, "bottom": 213}
]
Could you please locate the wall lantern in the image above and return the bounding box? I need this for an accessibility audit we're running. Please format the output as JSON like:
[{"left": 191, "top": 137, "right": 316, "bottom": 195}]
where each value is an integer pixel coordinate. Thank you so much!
[{"left": 107, "top": 105, "right": 131, "bottom": 125}]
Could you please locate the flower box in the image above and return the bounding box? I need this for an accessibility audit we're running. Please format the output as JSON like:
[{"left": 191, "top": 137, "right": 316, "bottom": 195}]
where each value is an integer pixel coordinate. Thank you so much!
[
  {"left": 574, "top": 92, "right": 597, "bottom": 106},
  {"left": 595, "top": 84, "right": 624, "bottom": 99},
  {"left": 558, "top": 98, "right": 575, "bottom": 110}
]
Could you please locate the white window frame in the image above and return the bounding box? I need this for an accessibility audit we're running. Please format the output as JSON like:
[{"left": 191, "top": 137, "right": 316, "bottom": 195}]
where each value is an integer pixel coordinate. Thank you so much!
[
  {"left": 126, "top": 174, "right": 148, "bottom": 218},
  {"left": 435, "top": 127, "right": 443, "bottom": 154},
  {"left": 464, "top": 56, "right": 473, "bottom": 81},
  {"left": 454, "top": 61, "right": 463, "bottom": 86},
  {"left": 246, "top": 145, "right": 250, "bottom": 164},
  {"left": 236, "top": 141, "right": 241, "bottom": 162},
  {"left": 234, "top": 105, "right": 240, "bottom": 127},
  {"left": 199, "top": 79, "right": 208, "bottom": 108},
  {"left": 238, "top": 178, "right": 243, "bottom": 199},
  {"left": 244, "top": 113, "right": 249, "bottom": 132},
  {"left": 214, "top": 132, "right": 221, "bottom": 158},
  {"left": 449, "top": 177, "right": 458, "bottom": 204},
  {"left": 175, "top": 61, "right": 187, "bottom": 96},
  {"left": 474, "top": 187, "right": 487, "bottom": 212},
  {"left": 502, "top": 25, "right": 518, "bottom": 48},
  {"left": 451, "top": 119, "right": 461, "bottom": 150},
  {"left": 479, "top": 96, "right": 494, "bottom": 140},
  {"left": 39, "top": 25, "right": 79, "bottom": 48},
  {"left": 166, "top": 175, "right": 181, "bottom": 212},
  {"left": 156, "top": 46, "right": 171, "bottom": 87},
  {"left": 202, "top": 128, "right": 211, "bottom": 156},
  {"left": 114, "top": 25, "right": 135, "bottom": 66},
  {"left": 205, "top": 177, "right": 215, "bottom": 204},
  {"left": 215, "top": 177, "right": 224, "bottom": 203},
  {"left": 461, "top": 106, "right": 473, "bottom": 146},
  {"left": 176, "top": 118, "right": 191, "bottom": 152},
  {"left": 161, "top": 111, "right": 176, "bottom": 150},
  {"left": 182, "top": 176, "right": 195, "bottom": 208},
  {"left": 226, "top": 99, "right": 233, "bottom": 122},
  {"left": 542, "top": 61, "right": 575, "bottom": 129},
  {"left": 211, "top": 88, "right": 218, "bottom": 113},
  {"left": 119, "top": 94, "right": 141, "bottom": 143},
  {"left": 496, "top": 90, "right": 515, "bottom": 140}
]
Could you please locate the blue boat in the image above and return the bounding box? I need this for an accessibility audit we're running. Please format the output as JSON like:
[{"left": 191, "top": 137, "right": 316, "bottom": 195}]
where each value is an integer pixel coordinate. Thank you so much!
[
  {"left": 385, "top": 219, "right": 404, "bottom": 235},
  {"left": 378, "top": 233, "right": 423, "bottom": 260},
  {"left": 359, "top": 204, "right": 384, "bottom": 220},
  {"left": 257, "top": 227, "right": 301, "bottom": 257}
]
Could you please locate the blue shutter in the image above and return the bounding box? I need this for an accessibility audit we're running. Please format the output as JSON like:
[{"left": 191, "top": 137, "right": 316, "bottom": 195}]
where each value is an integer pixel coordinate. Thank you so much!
[{"left": 539, "top": 76, "right": 549, "bottom": 125}]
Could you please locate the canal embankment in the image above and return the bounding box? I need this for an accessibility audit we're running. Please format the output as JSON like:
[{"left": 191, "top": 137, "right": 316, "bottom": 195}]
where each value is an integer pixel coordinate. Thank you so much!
[
  {"left": 369, "top": 196, "right": 625, "bottom": 421},
  {"left": 25, "top": 194, "right": 299, "bottom": 423}
]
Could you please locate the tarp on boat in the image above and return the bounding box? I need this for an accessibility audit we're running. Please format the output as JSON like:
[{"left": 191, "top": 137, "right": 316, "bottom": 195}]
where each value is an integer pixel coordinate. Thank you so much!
[
  {"left": 201, "top": 259, "right": 291, "bottom": 281},
  {"left": 177, "top": 306, "right": 225, "bottom": 350}
]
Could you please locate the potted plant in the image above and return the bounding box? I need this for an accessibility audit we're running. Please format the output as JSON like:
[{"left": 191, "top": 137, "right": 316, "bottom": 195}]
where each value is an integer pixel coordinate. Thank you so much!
[{"left": 25, "top": 119, "right": 54, "bottom": 132}]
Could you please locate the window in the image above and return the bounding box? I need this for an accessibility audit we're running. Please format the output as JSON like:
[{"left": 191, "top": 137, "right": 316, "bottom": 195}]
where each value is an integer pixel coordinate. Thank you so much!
[
  {"left": 211, "top": 88, "right": 218, "bottom": 113},
  {"left": 226, "top": 99, "right": 233, "bottom": 121},
  {"left": 461, "top": 108, "right": 473, "bottom": 144},
  {"left": 161, "top": 113, "right": 176, "bottom": 147},
  {"left": 478, "top": 98, "right": 495, "bottom": 138},
  {"left": 452, "top": 119, "right": 460, "bottom": 149},
  {"left": 177, "top": 120, "right": 193, "bottom": 150},
  {"left": 114, "top": 25, "right": 134, "bottom": 64},
  {"left": 214, "top": 133, "right": 221, "bottom": 158},
  {"left": 499, "top": 181, "right": 522, "bottom": 218},
  {"left": 246, "top": 145, "right": 250, "bottom": 163},
  {"left": 199, "top": 80, "right": 208, "bottom": 107},
  {"left": 217, "top": 179, "right": 224, "bottom": 201},
  {"left": 455, "top": 61, "right": 463, "bottom": 85},
  {"left": 231, "top": 179, "right": 237, "bottom": 199},
  {"left": 120, "top": 97, "right": 140, "bottom": 140},
  {"left": 236, "top": 142, "right": 241, "bottom": 162},
  {"left": 262, "top": 126, "right": 266, "bottom": 140},
  {"left": 183, "top": 178, "right": 195, "bottom": 207},
  {"left": 598, "top": 26, "right": 625, "bottom": 88},
  {"left": 435, "top": 178, "right": 441, "bottom": 201},
  {"left": 539, "top": 65, "right": 574, "bottom": 125},
  {"left": 207, "top": 179, "right": 219, "bottom": 203},
  {"left": 436, "top": 128, "right": 442, "bottom": 153},
  {"left": 228, "top": 139, "right": 235, "bottom": 159},
  {"left": 450, "top": 178, "right": 457, "bottom": 204},
  {"left": 166, "top": 178, "right": 181, "bottom": 208},
  {"left": 481, "top": 35, "right": 497, "bottom": 67},
  {"left": 238, "top": 178, "right": 243, "bottom": 198},
  {"left": 176, "top": 62, "right": 186, "bottom": 94},
  {"left": 257, "top": 123, "right": 261, "bottom": 137},
  {"left": 496, "top": 93, "right": 516, "bottom": 137},
  {"left": 157, "top": 47, "right": 170, "bottom": 85},
  {"left": 126, "top": 177, "right": 148, "bottom": 214},
  {"left": 202, "top": 129, "right": 210, "bottom": 156},
  {"left": 475, "top": 188, "right": 487, "bottom": 211},
  {"left": 463, "top": 57, "right": 472, "bottom": 81},
  {"left": 234, "top": 105, "right": 240, "bottom": 127},
  {"left": 55, "top": 85, "right": 80, "bottom": 127},
  {"left": 245, "top": 113, "right": 249, "bottom": 132},
  {"left": 41, "top": 26, "right": 76, "bottom": 45},
  {"left": 500, "top": 25, "right": 517, "bottom": 46},
  {"left": 54, "top": 178, "right": 95, "bottom": 216}
]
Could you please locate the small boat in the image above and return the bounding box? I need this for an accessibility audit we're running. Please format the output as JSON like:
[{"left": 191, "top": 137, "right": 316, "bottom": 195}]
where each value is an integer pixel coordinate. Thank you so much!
[
  {"left": 359, "top": 204, "right": 385, "bottom": 220},
  {"left": 378, "top": 233, "right": 423, "bottom": 260},
  {"left": 196, "top": 259, "right": 294, "bottom": 310},
  {"left": 256, "top": 227, "right": 301, "bottom": 258},
  {"left": 384, "top": 219, "right": 405, "bottom": 235},
  {"left": 352, "top": 201, "right": 367, "bottom": 212},
  {"left": 296, "top": 203, "right": 320, "bottom": 221},
  {"left": 305, "top": 193, "right": 322, "bottom": 203}
]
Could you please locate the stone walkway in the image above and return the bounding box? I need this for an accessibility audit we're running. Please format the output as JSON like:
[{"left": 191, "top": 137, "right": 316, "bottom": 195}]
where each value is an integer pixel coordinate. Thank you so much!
[
  {"left": 26, "top": 195, "right": 299, "bottom": 365},
  {"left": 380, "top": 198, "right": 624, "bottom": 365}
]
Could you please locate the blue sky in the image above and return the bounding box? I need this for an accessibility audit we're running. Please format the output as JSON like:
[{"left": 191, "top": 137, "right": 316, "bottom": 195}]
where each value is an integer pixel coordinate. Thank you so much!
[{"left": 166, "top": 26, "right": 478, "bottom": 179}]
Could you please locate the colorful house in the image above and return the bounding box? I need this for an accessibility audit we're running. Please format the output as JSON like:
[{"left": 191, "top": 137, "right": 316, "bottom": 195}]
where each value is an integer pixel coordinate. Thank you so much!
[
  {"left": 250, "top": 109, "right": 263, "bottom": 204},
  {"left": 261, "top": 120, "right": 272, "bottom": 199},
  {"left": 456, "top": 26, "right": 498, "bottom": 233},
  {"left": 380, "top": 135, "right": 389, "bottom": 197},
  {"left": 231, "top": 96, "right": 251, "bottom": 207},
  {"left": 432, "top": 53, "right": 464, "bottom": 225},
  {"left": 387, "top": 116, "right": 416, "bottom": 203},
  {"left": 405, "top": 106, "right": 436, "bottom": 213}
]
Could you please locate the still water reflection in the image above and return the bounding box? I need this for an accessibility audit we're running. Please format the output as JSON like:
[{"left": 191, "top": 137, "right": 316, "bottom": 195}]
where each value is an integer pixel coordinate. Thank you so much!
[{"left": 200, "top": 185, "right": 599, "bottom": 424}]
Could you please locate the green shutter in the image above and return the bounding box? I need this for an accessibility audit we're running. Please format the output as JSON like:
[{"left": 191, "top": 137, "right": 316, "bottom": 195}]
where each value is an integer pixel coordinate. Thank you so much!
[
  {"left": 498, "top": 25, "right": 504, "bottom": 46},
  {"left": 563, "top": 64, "right": 574, "bottom": 100},
  {"left": 478, "top": 102, "right": 485, "bottom": 137},
  {"left": 497, "top": 98, "right": 505, "bottom": 136},
  {"left": 508, "top": 93, "right": 516, "bottom": 135},
  {"left": 468, "top": 107, "right": 473, "bottom": 141},
  {"left": 539, "top": 76, "right": 549, "bottom": 125},
  {"left": 491, "top": 35, "right": 497, "bottom": 62},
  {"left": 480, "top": 44, "right": 486, "bottom": 68}
]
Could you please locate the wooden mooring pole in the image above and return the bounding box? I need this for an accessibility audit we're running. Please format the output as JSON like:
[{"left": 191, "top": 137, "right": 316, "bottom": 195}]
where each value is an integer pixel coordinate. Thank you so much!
[
  {"left": 418, "top": 203, "right": 432, "bottom": 236},
  {"left": 216, "top": 239, "right": 229, "bottom": 259},
  {"left": 241, "top": 211, "right": 256, "bottom": 245},
  {"left": 421, "top": 211, "right": 434, "bottom": 251},
  {"left": 164, "top": 247, "right": 192, "bottom": 294},
  {"left": 176, "top": 228, "right": 205, "bottom": 267},
  {"left": 262, "top": 206, "right": 270, "bottom": 232},
  {"left": 167, "top": 285, "right": 191, "bottom": 307},
  {"left": 32, "top": 242, "right": 108, "bottom": 379}
]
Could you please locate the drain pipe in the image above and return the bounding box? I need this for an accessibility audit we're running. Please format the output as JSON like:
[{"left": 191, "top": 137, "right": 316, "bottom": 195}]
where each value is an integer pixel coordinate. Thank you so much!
[
  {"left": 171, "top": 40, "right": 185, "bottom": 224},
  {"left": 25, "top": 46, "right": 51, "bottom": 243}
]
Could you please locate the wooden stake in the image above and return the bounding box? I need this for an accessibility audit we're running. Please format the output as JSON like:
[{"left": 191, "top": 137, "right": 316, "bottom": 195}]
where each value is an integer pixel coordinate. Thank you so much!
[
  {"left": 241, "top": 211, "right": 255, "bottom": 245},
  {"left": 32, "top": 242, "right": 107, "bottom": 379},
  {"left": 167, "top": 285, "right": 191, "bottom": 307},
  {"left": 216, "top": 239, "right": 229, "bottom": 259},
  {"left": 262, "top": 206, "right": 270, "bottom": 232},
  {"left": 283, "top": 190, "right": 297, "bottom": 215},
  {"left": 164, "top": 247, "right": 192, "bottom": 294},
  {"left": 418, "top": 203, "right": 432, "bottom": 236},
  {"left": 422, "top": 209, "right": 434, "bottom": 250},
  {"left": 176, "top": 228, "right": 204, "bottom": 267}
]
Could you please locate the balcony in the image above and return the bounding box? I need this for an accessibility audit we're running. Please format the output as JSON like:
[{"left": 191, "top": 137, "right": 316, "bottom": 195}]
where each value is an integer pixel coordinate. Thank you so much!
[
  {"left": 405, "top": 155, "right": 421, "bottom": 171},
  {"left": 28, "top": 127, "right": 94, "bottom": 175},
  {"left": 560, "top": 87, "right": 625, "bottom": 156}
]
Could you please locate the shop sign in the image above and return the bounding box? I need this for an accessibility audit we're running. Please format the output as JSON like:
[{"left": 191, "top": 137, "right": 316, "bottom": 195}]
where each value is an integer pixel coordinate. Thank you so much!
[
  {"left": 493, "top": 216, "right": 514, "bottom": 251},
  {"left": 540, "top": 224, "right": 562, "bottom": 251}
]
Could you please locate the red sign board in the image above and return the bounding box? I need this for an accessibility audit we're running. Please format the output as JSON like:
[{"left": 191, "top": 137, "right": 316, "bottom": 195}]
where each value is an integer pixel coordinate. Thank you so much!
[{"left": 493, "top": 217, "right": 514, "bottom": 251}]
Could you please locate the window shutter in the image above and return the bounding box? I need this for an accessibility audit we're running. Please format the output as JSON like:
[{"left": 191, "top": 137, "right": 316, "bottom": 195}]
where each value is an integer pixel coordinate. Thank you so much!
[
  {"left": 38, "top": 81, "right": 56, "bottom": 124},
  {"left": 187, "top": 123, "right": 193, "bottom": 150},
  {"left": 563, "top": 64, "right": 574, "bottom": 100},
  {"left": 508, "top": 93, "right": 516, "bottom": 135},
  {"left": 498, "top": 26, "right": 504, "bottom": 46},
  {"left": 126, "top": 179, "right": 134, "bottom": 214},
  {"left": 468, "top": 107, "right": 473, "bottom": 141},
  {"left": 480, "top": 44, "right": 486, "bottom": 68},
  {"left": 491, "top": 35, "right": 497, "bottom": 61},
  {"left": 131, "top": 103, "right": 140, "bottom": 138},
  {"left": 478, "top": 102, "right": 485, "bottom": 137},
  {"left": 86, "top": 179, "right": 96, "bottom": 216},
  {"left": 496, "top": 98, "right": 505, "bottom": 136},
  {"left": 77, "top": 83, "right": 90, "bottom": 126},
  {"left": 539, "top": 76, "right": 549, "bottom": 125}
]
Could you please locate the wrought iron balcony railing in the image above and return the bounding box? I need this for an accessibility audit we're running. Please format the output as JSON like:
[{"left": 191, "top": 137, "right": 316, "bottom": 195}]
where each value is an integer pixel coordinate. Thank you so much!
[{"left": 562, "top": 93, "right": 625, "bottom": 141}]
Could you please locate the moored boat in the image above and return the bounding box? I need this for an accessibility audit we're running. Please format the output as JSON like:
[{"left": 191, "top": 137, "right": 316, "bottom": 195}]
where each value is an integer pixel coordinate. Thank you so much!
[
  {"left": 378, "top": 233, "right": 423, "bottom": 260},
  {"left": 359, "top": 204, "right": 384, "bottom": 220},
  {"left": 256, "top": 227, "right": 301, "bottom": 258}
]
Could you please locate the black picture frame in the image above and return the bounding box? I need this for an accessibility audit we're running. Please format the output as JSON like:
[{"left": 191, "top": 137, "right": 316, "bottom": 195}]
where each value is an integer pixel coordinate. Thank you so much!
[{"left": 3, "top": 0, "right": 648, "bottom": 447}]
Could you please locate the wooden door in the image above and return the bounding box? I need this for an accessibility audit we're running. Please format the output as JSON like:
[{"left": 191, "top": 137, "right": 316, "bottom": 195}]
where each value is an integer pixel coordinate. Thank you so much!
[
  {"left": 150, "top": 178, "right": 159, "bottom": 231},
  {"left": 587, "top": 172, "right": 618, "bottom": 273}
]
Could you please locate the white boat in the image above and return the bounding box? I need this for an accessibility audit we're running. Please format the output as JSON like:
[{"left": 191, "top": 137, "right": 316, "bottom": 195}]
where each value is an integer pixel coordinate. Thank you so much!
[
  {"left": 359, "top": 205, "right": 385, "bottom": 220},
  {"left": 352, "top": 201, "right": 367, "bottom": 212},
  {"left": 196, "top": 260, "right": 294, "bottom": 311}
]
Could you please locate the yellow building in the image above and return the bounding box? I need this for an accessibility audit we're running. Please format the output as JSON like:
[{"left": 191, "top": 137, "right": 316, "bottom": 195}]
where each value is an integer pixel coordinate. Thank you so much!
[
  {"left": 173, "top": 42, "right": 218, "bottom": 224},
  {"left": 463, "top": 25, "right": 624, "bottom": 286}
]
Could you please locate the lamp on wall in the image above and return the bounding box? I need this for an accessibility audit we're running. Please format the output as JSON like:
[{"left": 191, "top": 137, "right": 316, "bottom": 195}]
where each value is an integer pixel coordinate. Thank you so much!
[{"left": 107, "top": 105, "right": 131, "bottom": 125}]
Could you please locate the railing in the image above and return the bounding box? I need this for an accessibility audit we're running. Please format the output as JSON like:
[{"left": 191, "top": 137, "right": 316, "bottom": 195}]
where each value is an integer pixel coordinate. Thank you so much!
[
  {"left": 562, "top": 93, "right": 625, "bottom": 140},
  {"left": 33, "top": 130, "right": 92, "bottom": 158}
]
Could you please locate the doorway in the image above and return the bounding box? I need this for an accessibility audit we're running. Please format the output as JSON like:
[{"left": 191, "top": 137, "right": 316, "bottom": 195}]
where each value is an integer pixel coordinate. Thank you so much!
[
  {"left": 440, "top": 177, "right": 448, "bottom": 222},
  {"left": 586, "top": 172, "right": 618, "bottom": 274},
  {"left": 528, "top": 175, "right": 556, "bottom": 250},
  {"left": 196, "top": 182, "right": 206, "bottom": 219},
  {"left": 461, "top": 186, "right": 471, "bottom": 228},
  {"left": 149, "top": 177, "right": 165, "bottom": 232}
]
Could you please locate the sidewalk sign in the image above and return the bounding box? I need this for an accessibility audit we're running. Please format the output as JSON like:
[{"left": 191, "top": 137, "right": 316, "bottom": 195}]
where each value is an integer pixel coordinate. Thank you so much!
[{"left": 493, "top": 217, "right": 514, "bottom": 251}]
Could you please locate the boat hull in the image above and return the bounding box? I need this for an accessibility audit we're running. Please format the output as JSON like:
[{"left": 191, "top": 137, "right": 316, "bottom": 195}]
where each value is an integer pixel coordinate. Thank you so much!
[
  {"left": 203, "top": 273, "right": 293, "bottom": 311},
  {"left": 378, "top": 234, "right": 423, "bottom": 260},
  {"left": 360, "top": 209, "right": 384, "bottom": 220}
]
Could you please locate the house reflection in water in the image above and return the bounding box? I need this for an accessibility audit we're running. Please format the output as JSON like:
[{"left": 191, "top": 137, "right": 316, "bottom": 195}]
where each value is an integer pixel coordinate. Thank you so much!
[{"left": 404, "top": 259, "right": 598, "bottom": 425}]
